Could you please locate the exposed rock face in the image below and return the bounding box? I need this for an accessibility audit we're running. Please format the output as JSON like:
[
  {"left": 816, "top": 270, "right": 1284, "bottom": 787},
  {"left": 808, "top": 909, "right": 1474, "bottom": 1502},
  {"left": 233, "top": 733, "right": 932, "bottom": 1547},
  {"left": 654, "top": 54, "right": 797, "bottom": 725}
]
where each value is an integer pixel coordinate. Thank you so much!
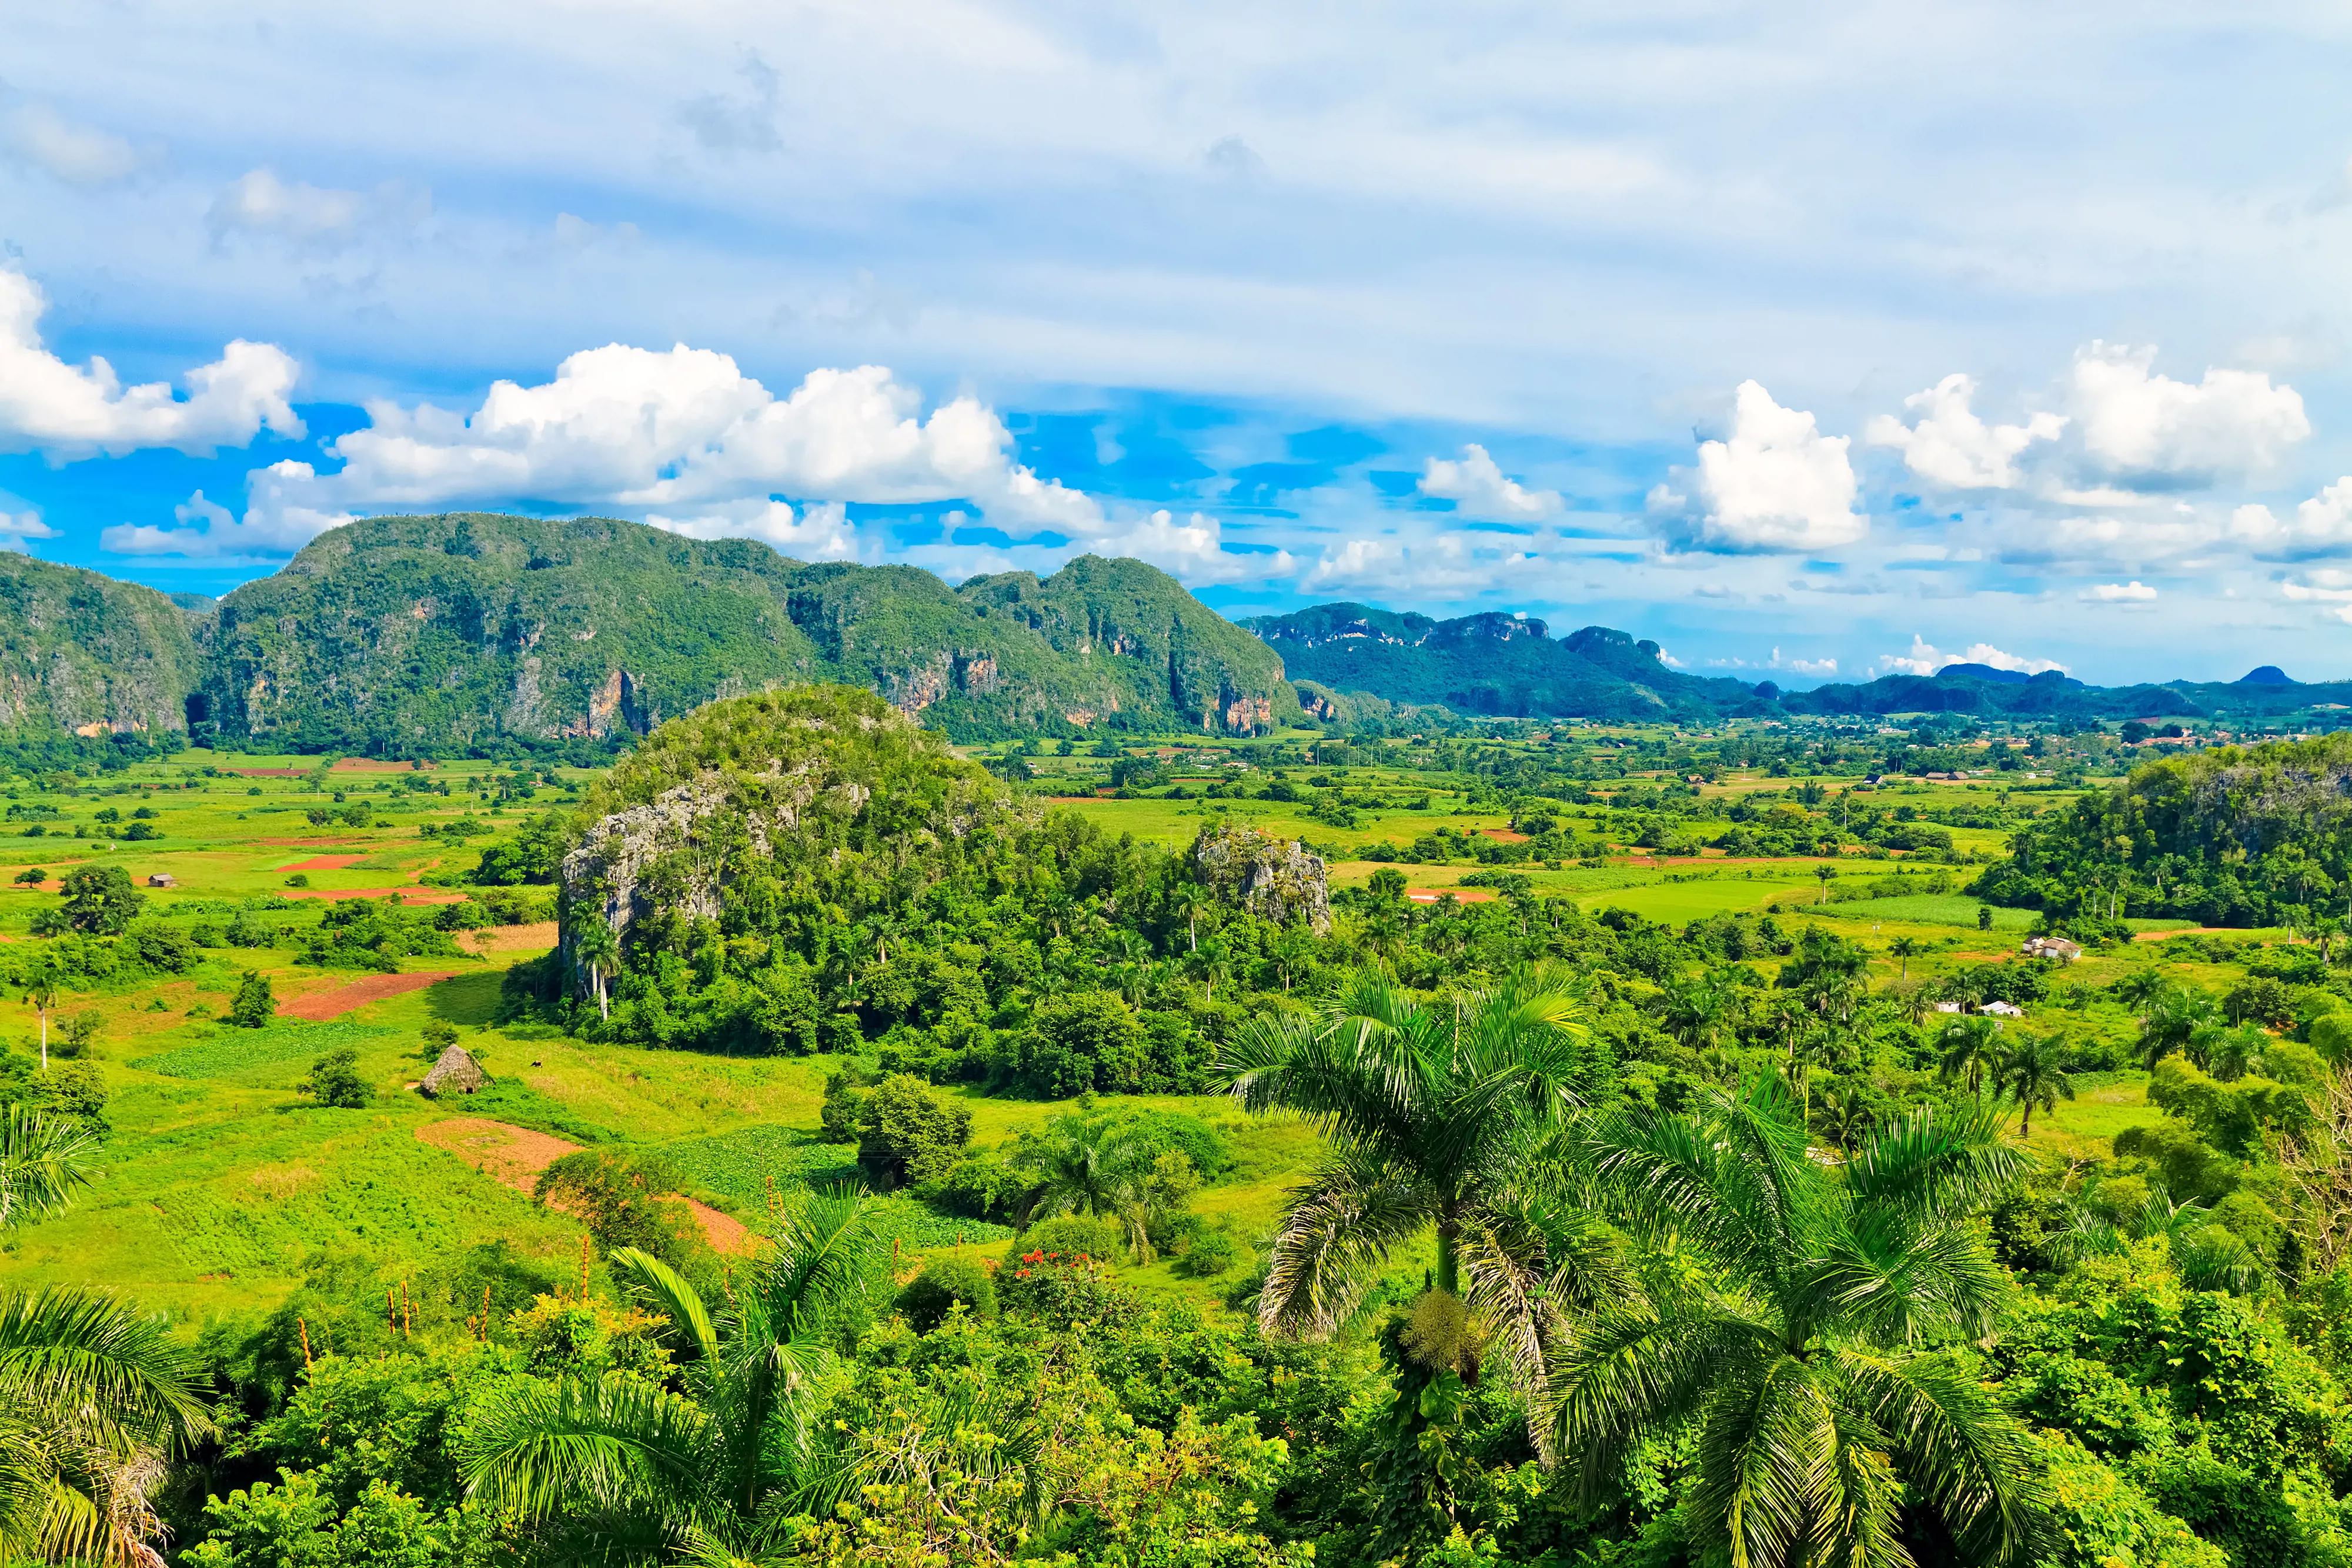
[
  {"left": 1191, "top": 823, "right": 1331, "bottom": 934},
  {"left": 556, "top": 761, "right": 838, "bottom": 995}
]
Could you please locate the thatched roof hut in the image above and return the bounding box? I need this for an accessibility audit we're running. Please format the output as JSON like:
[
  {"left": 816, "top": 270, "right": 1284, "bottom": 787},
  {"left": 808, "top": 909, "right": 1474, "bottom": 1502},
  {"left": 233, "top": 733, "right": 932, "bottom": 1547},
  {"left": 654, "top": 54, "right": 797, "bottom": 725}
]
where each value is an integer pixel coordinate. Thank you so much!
[{"left": 420, "top": 1044, "right": 490, "bottom": 1097}]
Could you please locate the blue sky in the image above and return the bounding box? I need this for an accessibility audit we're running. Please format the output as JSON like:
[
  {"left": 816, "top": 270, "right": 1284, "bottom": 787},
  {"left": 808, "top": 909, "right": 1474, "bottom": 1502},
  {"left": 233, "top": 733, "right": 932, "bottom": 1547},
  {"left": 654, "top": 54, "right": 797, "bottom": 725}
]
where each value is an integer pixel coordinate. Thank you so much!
[{"left": 7, "top": 2, "right": 2352, "bottom": 687}]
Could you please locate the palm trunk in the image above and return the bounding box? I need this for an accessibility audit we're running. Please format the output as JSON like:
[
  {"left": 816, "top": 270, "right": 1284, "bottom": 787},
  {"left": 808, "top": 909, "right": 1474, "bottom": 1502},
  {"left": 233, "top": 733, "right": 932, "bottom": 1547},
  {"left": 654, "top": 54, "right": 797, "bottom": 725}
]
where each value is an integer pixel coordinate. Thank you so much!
[
  {"left": 1435, "top": 1221, "right": 1459, "bottom": 1296},
  {"left": 38, "top": 1007, "right": 48, "bottom": 1071},
  {"left": 2019, "top": 1102, "right": 2032, "bottom": 1137}
]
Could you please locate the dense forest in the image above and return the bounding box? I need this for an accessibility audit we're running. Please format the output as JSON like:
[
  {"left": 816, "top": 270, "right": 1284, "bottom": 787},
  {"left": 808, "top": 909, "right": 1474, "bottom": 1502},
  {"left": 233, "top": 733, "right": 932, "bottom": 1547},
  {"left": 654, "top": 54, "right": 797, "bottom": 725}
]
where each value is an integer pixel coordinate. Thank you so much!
[{"left": 20, "top": 689, "right": 2352, "bottom": 1565}]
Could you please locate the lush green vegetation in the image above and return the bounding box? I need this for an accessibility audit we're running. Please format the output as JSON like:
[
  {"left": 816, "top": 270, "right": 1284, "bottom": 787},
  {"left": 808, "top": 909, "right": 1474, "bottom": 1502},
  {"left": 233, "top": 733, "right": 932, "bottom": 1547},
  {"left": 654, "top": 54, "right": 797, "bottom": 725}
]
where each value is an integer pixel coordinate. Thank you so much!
[{"left": 19, "top": 689, "right": 2352, "bottom": 1563}]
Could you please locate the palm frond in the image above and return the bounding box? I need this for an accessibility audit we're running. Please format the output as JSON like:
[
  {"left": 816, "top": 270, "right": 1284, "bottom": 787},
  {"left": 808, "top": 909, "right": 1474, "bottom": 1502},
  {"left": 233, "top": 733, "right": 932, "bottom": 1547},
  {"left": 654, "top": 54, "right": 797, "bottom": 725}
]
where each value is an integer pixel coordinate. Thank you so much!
[
  {"left": 1258, "top": 1154, "right": 1435, "bottom": 1339},
  {"left": 2173, "top": 1227, "right": 2265, "bottom": 1296},
  {"left": 0, "top": 1289, "right": 212, "bottom": 1454},
  {"left": 1689, "top": 1352, "right": 1825, "bottom": 1568},
  {"left": 461, "top": 1373, "right": 722, "bottom": 1525},
  {"left": 1796, "top": 1207, "right": 2011, "bottom": 1347},
  {"left": 1546, "top": 1302, "right": 1779, "bottom": 1490},
  {"left": 1835, "top": 1350, "right": 2047, "bottom": 1567},
  {"left": 0, "top": 1107, "right": 99, "bottom": 1228},
  {"left": 609, "top": 1248, "right": 723, "bottom": 1371},
  {"left": 1845, "top": 1099, "right": 2034, "bottom": 1218},
  {"left": 1214, "top": 1008, "right": 1427, "bottom": 1167}
]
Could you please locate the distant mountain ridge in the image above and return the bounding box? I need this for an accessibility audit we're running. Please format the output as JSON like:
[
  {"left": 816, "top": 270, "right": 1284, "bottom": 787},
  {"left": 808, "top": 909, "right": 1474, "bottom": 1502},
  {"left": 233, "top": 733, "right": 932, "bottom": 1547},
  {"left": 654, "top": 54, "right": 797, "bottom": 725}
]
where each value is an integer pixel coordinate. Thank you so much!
[{"left": 5, "top": 527, "right": 2350, "bottom": 750}]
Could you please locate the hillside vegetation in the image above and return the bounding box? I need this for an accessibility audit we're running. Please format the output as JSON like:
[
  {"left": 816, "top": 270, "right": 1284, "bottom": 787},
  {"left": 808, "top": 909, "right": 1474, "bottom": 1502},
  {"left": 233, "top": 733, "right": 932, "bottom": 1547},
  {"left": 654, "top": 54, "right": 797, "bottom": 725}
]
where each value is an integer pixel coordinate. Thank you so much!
[{"left": 1980, "top": 733, "right": 2352, "bottom": 928}]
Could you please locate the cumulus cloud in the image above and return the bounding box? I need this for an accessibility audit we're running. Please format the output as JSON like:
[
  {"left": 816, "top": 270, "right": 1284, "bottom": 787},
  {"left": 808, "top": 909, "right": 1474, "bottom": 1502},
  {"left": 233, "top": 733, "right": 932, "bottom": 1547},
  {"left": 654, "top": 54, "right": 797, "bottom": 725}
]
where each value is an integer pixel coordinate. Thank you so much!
[
  {"left": 109, "top": 343, "right": 1123, "bottom": 561},
  {"left": 1417, "top": 443, "right": 1562, "bottom": 521},
  {"left": 2230, "top": 479, "right": 2352, "bottom": 559},
  {"left": 2063, "top": 343, "right": 2307, "bottom": 486},
  {"left": 101, "top": 482, "right": 341, "bottom": 558},
  {"left": 1875, "top": 635, "right": 2067, "bottom": 678},
  {"left": 0, "top": 270, "right": 302, "bottom": 460},
  {"left": 2081, "top": 580, "right": 2157, "bottom": 601},
  {"left": 1302, "top": 531, "right": 1539, "bottom": 595},
  {"left": 0, "top": 492, "right": 57, "bottom": 554},
  {"left": 1705, "top": 647, "right": 1836, "bottom": 677},
  {"left": 1646, "top": 381, "right": 1862, "bottom": 553},
  {"left": 206, "top": 169, "right": 432, "bottom": 250},
  {"left": 1865, "top": 373, "right": 2064, "bottom": 489},
  {"left": 648, "top": 499, "right": 863, "bottom": 560},
  {"left": 2, "top": 100, "right": 160, "bottom": 186}
]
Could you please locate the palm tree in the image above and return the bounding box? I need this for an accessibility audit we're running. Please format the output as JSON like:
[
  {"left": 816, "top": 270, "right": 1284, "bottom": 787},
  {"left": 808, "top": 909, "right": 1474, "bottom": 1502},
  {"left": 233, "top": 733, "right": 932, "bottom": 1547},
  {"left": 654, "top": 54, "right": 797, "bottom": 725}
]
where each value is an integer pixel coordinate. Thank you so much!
[
  {"left": 1888, "top": 935, "right": 1920, "bottom": 979},
  {"left": 1992, "top": 1034, "right": 2074, "bottom": 1138},
  {"left": 572, "top": 920, "right": 619, "bottom": 1024},
  {"left": 1936, "top": 1014, "right": 2003, "bottom": 1095},
  {"left": 21, "top": 962, "right": 59, "bottom": 1071},
  {"left": 2139, "top": 984, "right": 2219, "bottom": 1071},
  {"left": 463, "top": 1190, "right": 889, "bottom": 1560},
  {"left": 1553, "top": 1078, "right": 2046, "bottom": 1568},
  {"left": 1020, "top": 1114, "right": 1155, "bottom": 1255},
  {"left": 1168, "top": 880, "right": 1205, "bottom": 952},
  {"left": 0, "top": 1106, "right": 99, "bottom": 1231},
  {"left": 0, "top": 1287, "right": 216, "bottom": 1567},
  {"left": 1814, "top": 861, "right": 1839, "bottom": 904},
  {"left": 2112, "top": 964, "right": 2167, "bottom": 1017},
  {"left": 1216, "top": 964, "right": 1593, "bottom": 1429}
]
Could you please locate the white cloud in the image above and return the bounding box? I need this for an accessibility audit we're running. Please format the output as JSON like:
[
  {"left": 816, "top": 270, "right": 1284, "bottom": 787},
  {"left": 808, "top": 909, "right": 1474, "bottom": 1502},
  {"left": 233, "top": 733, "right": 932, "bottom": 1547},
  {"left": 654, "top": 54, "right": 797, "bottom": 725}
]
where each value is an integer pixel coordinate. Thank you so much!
[
  {"left": 1865, "top": 373, "right": 2064, "bottom": 489},
  {"left": 206, "top": 169, "right": 432, "bottom": 250},
  {"left": 0, "top": 493, "right": 57, "bottom": 555},
  {"left": 2064, "top": 343, "right": 2307, "bottom": 486},
  {"left": 102, "top": 482, "right": 342, "bottom": 557},
  {"left": 2, "top": 101, "right": 159, "bottom": 186},
  {"left": 2280, "top": 573, "right": 2352, "bottom": 625},
  {"left": 2081, "top": 580, "right": 2157, "bottom": 601},
  {"left": 1876, "top": 634, "right": 2067, "bottom": 678},
  {"left": 116, "top": 344, "right": 1113, "bottom": 559},
  {"left": 648, "top": 499, "right": 863, "bottom": 560},
  {"left": 1646, "top": 381, "right": 1862, "bottom": 553},
  {"left": 0, "top": 270, "right": 302, "bottom": 460},
  {"left": 1417, "top": 443, "right": 1562, "bottom": 521},
  {"left": 1302, "top": 532, "right": 1536, "bottom": 596},
  {"left": 2230, "top": 479, "right": 2352, "bottom": 559},
  {"left": 676, "top": 51, "right": 781, "bottom": 155}
]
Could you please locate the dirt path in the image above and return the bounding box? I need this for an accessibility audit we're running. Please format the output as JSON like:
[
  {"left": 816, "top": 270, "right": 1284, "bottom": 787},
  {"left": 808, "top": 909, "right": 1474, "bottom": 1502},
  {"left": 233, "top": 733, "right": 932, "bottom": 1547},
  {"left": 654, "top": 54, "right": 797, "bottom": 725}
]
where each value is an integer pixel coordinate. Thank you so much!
[
  {"left": 278, "top": 970, "right": 460, "bottom": 1020},
  {"left": 415, "top": 1117, "right": 752, "bottom": 1254}
]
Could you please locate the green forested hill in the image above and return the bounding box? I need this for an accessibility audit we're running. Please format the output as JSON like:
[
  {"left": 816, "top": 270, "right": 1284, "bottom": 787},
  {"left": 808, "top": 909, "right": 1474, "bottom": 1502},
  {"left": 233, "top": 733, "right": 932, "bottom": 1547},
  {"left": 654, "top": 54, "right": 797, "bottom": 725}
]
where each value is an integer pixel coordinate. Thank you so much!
[
  {"left": 1241, "top": 601, "right": 1766, "bottom": 721},
  {"left": 0, "top": 552, "right": 203, "bottom": 739},
  {"left": 100, "top": 513, "right": 1292, "bottom": 751}
]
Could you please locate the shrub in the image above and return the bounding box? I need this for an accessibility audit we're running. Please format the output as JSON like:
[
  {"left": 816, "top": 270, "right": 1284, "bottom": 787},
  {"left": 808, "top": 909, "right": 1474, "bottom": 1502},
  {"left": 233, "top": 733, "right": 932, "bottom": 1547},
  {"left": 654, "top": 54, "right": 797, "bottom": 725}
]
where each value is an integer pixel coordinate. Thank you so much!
[
  {"left": 1010, "top": 1213, "right": 1127, "bottom": 1268},
  {"left": 1174, "top": 1227, "right": 1241, "bottom": 1278},
  {"left": 228, "top": 971, "right": 275, "bottom": 1028},
  {"left": 298, "top": 1047, "right": 373, "bottom": 1109},
  {"left": 897, "top": 1256, "right": 998, "bottom": 1331},
  {"left": 532, "top": 1150, "right": 701, "bottom": 1267},
  {"left": 854, "top": 1074, "right": 972, "bottom": 1191},
  {"left": 284, "top": 873, "right": 310, "bottom": 888}
]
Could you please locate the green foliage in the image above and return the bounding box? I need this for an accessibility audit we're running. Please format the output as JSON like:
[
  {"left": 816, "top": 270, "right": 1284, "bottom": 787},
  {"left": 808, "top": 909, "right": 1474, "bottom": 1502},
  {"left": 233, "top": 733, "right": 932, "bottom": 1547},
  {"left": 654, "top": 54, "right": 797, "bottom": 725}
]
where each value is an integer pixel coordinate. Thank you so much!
[
  {"left": 897, "top": 1255, "right": 998, "bottom": 1330},
  {"left": 298, "top": 1047, "right": 374, "bottom": 1109},
  {"left": 530, "top": 1149, "right": 703, "bottom": 1267},
  {"left": 53, "top": 863, "right": 145, "bottom": 934},
  {"left": 228, "top": 969, "right": 275, "bottom": 1028},
  {"left": 853, "top": 1072, "right": 971, "bottom": 1191}
]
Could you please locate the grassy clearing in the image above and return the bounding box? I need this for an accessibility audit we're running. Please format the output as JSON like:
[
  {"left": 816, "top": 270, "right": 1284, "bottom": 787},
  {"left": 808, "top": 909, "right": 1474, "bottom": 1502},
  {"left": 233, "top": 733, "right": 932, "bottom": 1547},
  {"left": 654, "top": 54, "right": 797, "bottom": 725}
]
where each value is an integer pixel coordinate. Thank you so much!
[
  {"left": 2025, "top": 1072, "right": 2162, "bottom": 1158},
  {"left": 1811, "top": 894, "right": 2040, "bottom": 930}
]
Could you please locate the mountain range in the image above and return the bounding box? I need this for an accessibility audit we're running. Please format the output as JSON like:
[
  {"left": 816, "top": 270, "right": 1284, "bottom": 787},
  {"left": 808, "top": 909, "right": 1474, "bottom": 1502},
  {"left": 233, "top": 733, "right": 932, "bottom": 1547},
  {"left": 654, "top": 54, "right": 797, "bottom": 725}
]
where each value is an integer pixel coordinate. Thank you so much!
[{"left": 4, "top": 516, "right": 2348, "bottom": 753}]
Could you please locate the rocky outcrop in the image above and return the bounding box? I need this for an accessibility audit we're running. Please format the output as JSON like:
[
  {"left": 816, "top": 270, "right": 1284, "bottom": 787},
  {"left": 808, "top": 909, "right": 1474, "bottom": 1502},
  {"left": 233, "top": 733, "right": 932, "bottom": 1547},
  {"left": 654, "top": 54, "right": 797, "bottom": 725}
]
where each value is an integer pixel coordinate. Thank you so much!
[{"left": 1191, "top": 823, "right": 1331, "bottom": 934}]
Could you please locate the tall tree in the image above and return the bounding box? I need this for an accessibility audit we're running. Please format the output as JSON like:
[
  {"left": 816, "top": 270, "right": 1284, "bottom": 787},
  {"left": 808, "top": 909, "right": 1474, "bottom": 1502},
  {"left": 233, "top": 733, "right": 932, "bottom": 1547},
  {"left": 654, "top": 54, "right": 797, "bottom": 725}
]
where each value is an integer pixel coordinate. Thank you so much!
[
  {"left": 1992, "top": 1033, "right": 2074, "bottom": 1138},
  {"left": 1216, "top": 963, "right": 1593, "bottom": 1437},
  {"left": 1553, "top": 1078, "right": 2047, "bottom": 1568}
]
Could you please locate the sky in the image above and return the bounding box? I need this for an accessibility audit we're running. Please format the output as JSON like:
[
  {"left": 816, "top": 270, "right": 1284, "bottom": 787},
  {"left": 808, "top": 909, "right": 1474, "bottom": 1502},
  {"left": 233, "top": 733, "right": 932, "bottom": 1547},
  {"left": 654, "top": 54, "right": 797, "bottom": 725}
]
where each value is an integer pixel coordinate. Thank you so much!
[{"left": 6, "top": 2, "right": 2352, "bottom": 688}]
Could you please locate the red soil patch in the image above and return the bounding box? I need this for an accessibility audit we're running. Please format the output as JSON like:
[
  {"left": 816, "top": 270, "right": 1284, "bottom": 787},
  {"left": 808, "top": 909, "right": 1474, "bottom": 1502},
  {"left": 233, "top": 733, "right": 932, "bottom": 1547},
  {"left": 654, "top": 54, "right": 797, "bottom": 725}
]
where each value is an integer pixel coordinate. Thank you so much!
[
  {"left": 1479, "top": 828, "right": 1529, "bottom": 843},
  {"left": 2136, "top": 927, "right": 2255, "bottom": 942},
  {"left": 277, "top": 970, "right": 460, "bottom": 1020},
  {"left": 282, "top": 854, "right": 366, "bottom": 870},
  {"left": 279, "top": 887, "right": 467, "bottom": 904},
  {"left": 416, "top": 1118, "right": 752, "bottom": 1255},
  {"left": 1409, "top": 888, "right": 1496, "bottom": 903},
  {"left": 256, "top": 837, "right": 373, "bottom": 847}
]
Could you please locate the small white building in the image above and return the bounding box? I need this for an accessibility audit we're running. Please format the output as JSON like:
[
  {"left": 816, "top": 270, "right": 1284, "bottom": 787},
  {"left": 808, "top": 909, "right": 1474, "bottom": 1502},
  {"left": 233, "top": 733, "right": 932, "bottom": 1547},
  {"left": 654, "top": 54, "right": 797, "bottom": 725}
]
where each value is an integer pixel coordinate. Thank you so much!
[{"left": 1982, "top": 1000, "right": 2026, "bottom": 1017}]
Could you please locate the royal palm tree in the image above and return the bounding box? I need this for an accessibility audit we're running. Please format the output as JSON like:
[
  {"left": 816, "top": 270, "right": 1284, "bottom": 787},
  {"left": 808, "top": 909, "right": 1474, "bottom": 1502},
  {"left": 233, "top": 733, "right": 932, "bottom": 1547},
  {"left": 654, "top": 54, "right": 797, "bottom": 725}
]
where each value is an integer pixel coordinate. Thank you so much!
[
  {"left": 1992, "top": 1034, "right": 2074, "bottom": 1138},
  {"left": 1553, "top": 1078, "right": 2047, "bottom": 1568},
  {"left": 2112, "top": 964, "right": 2168, "bottom": 1017},
  {"left": 2139, "top": 984, "right": 2219, "bottom": 1071},
  {"left": 1020, "top": 1113, "right": 1155, "bottom": 1255},
  {"left": 1888, "top": 935, "right": 1920, "bottom": 979},
  {"left": 1216, "top": 963, "right": 1593, "bottom": 1426},
  {"left": 1936, "top": 1014, "right": 2003, "bottom": 1095},
  {"left": 463, "top": 1190, "right": 889, "bottom": 1560},
  {"left": 572, "top": 920, "right": 619, "bottom": 1024},
  {"left": 20, "top": 962, "right": 59, "bottom": 1071}
]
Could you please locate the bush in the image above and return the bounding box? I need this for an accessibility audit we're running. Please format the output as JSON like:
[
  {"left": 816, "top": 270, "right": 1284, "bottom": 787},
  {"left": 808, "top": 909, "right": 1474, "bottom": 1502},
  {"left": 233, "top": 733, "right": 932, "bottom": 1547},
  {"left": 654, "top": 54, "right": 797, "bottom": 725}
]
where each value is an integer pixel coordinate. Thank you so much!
[
  {"left": 854, "top": 1074, "right": 971, "bottom": 1191},
  {"left": 298, "top": 1047, "right": 373, "bottom": 1108},
  {"left": 897, "top": 1256, "right": 998, "bottom": 1331},
  {"left": 228, "top": 971, "right": 275, "bottom": 1029},
  {"left": 1010, "top": 1213, "right": 1127, "bottom": 1268},
  {"left": 1174, "top": 1227, "right": 1241, "bottom": 1278}
]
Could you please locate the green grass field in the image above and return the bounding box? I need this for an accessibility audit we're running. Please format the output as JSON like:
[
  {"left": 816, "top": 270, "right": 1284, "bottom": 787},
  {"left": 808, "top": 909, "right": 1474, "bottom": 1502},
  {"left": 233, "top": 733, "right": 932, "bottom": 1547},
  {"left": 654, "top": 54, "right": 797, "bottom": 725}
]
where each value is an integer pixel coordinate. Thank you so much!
[{"left": 1812, "top": 894, "right": 2042, "bottom": 930}]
